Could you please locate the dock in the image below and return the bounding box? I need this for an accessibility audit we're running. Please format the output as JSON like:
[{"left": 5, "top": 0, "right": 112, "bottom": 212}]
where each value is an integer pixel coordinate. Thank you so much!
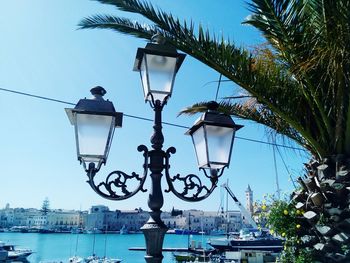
[{"left": 129, "top": 247, "right": 189, "bottom": 252}]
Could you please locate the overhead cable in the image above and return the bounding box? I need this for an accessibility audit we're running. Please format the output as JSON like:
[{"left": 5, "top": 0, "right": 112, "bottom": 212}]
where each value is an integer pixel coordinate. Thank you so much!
[{"left": 0, "top": 87, "right": 305, "bottom": 151}]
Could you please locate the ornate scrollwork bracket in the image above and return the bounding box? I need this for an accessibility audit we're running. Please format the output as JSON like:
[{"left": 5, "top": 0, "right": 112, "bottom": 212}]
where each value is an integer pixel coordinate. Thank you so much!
[
  {"left": 84, "top": 145, "right": 149, "bottom": 201},
  {"left": 164, "top": 147, "right": 225, "bottom": 202}
]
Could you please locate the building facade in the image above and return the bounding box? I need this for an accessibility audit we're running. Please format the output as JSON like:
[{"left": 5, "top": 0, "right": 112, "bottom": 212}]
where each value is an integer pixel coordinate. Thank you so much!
[
  {"left": 0, "top": 204, "right": 246, "bottom": 233},
  {"left": 46, "top": 209, "right": 83, "bottom": 230}
]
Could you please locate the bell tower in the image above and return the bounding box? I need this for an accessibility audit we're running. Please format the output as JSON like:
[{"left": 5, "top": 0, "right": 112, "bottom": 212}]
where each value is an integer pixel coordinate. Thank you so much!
[{"left": 245, "top": 184, "right": 253, "bottom": 214}]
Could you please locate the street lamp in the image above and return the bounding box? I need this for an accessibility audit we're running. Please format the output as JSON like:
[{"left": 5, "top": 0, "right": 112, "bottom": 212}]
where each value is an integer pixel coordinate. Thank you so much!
[
  {"left": 65, "top": 86, "right": 123, "bottom": 170},
  {"left": 133, "top": 34, "right": 186, "bottom": 104},
  {"left": 66, "top": 38, "right": 242, "bottom": 263},
  {"left": 186, "top": 101, "right": 240, "bottom": 170}
]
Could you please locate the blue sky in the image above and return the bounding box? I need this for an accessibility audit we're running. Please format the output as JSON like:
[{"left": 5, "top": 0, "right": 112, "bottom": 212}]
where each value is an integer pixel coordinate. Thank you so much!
[{"left": 0, "top": 0, "right": 309, "bottom": 212}]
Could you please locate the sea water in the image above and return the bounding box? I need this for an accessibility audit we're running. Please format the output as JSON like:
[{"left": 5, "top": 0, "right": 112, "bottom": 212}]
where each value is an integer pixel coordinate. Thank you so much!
[{"left": 0, "top": 232, "right": 210, "bottom": 263}]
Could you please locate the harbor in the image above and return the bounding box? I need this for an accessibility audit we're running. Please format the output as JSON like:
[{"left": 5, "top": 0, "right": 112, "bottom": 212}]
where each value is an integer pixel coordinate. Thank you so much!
[
  {"left": 0, "top": 230, "right": 281, "bottom": 263},
  {"left": 0, "top": 183, "right": 283, "bottom": 263},
  {"left": 0, "top": 232, "right": 214, "bottom": 263}
]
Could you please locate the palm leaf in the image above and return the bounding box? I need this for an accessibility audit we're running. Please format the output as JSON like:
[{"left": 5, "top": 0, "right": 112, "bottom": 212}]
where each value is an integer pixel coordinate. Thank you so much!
[
  {"left": 245, "top": 0, "right": 350, "bottom": 155},
  {"left": 79, "top": 0, "right": 350, "bottom": 159},
  {"left": 180, "top": 100, "right": 311, "bottom": 153}
]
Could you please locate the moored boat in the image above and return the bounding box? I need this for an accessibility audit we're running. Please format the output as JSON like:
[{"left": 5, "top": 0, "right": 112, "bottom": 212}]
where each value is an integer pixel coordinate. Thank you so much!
[
  {"left": 173, "top": 239, "right": 215, "bottom": 262},
  {"left": 69, "top": 255, "right": 84, "bottom": 262},
  {"left": 85, "top": 255, "right": 122, "bottom": 262},
  {"left": 211, "top": 250, "right": 279, "bottom": 262},
  {"left": 173, "top": 247, "right": 214, "bottom": 263},
  {"left": 0, "top": 241, "right": 33, "bottom": 260},
  {"left": 209, "top": 229, "right": 226, "bottom": 236},
  {"left": 173, "top": 251, "right": 211, "bottom": 262},
  {"left": 208, "top": 229, "right": 283, "bottom": 253},
  {"left": 174, "top": 229, "right": 199, "bottom": 235}
]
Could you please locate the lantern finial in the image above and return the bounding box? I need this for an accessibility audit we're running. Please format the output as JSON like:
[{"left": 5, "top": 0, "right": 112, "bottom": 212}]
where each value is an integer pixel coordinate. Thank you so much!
[
  {"left": 151, "top": 34, "right": 166, "bottom": 45},
  {"left": 90, "top": 86, "right": 107, "bottom": 97},
  {"left": 207, "top": 101, "right": 219, "bottom": 111}
]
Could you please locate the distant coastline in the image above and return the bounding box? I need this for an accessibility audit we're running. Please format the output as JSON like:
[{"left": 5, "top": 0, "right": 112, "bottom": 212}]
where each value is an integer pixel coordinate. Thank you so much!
[{"left": 0, "top": 204, "right": 245, "bottom": 235}]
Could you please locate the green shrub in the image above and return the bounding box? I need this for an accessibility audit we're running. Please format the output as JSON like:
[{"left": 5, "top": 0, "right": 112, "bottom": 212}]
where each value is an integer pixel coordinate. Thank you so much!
[{"left": 257, "top": 196, "right": 314, "bottom": 263}]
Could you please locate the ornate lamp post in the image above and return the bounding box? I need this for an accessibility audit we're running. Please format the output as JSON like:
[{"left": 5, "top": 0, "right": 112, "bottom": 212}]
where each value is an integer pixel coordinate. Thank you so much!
[{"left": 66, "top": 38, "right": 242, "bottom": 263}]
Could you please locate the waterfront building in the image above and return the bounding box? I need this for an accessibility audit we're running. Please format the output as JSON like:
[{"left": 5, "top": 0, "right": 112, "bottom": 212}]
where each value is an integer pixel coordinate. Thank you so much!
[
  {"left": 182, "top": 210, "right": 218, "bottom": 233},
  {"left": 0, "top": 204, "right": 14, "bottom": 228},
  {"left": 113, "top": 209, "right": 149, "bottom": 232},
  {"left": 0, "top": 205, "right": 41, "bottom": 228},
  {"left": 162, "top": 213, "right": 186, "bottom": 229},
  {"left": 46, "top": 209, "right": 83, "bottom": 230},
  {"left": 0, "top": 204, "right": 245, "bottom": 234},
  {"left": 0, "top": 214, "right": 7, "bottom": 228},
  {"left": 163, "top": 210, "right": 228, "bottom": 234},
  {"left": 13, "top": 208, "right": 39, "bottom": 227},
  {"left": 29, "top": 214, "right": 47, "bottom": 228},
  {"left": 85, "top": 205, "right": 109, "bottom": 231},
  {"left": 104, "top": 210, "right": 120, "bottom": 231},
  {"left": 85, "top": 206, "right": 149, "bottom": 232}
]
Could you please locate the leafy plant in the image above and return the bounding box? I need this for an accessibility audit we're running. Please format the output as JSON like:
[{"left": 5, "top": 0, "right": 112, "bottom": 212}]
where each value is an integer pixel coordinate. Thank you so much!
[{"left": 257, "top": 196, "right": 314, "bottom": 263}]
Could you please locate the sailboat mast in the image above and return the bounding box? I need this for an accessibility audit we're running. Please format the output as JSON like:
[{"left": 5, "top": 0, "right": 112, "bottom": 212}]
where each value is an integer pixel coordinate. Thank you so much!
[
  {"left": 103, "top": 217, "right": 108, "bottom": 258},
  {"left": 187, "top": 213, "right": 191, "bottom": 249},
  {"left": 272, "top": 145, "right": 281, "bottom": 200},
  {"left": 226, "top": 179, "right": 229, "bottom": 233},
  {"left": 92, "top": 222, "right": 97, "bottom": 256}
]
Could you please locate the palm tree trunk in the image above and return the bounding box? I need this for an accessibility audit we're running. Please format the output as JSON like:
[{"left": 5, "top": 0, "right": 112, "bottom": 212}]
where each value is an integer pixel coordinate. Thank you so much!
[{"left": 293, "top": 155, "right": 350, "bottom": 262}]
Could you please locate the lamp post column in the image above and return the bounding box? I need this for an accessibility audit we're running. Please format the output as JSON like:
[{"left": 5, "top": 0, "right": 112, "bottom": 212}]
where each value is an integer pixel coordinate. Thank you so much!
[{"left": 141, "top": 100, "right": 168, "bottom": 263}]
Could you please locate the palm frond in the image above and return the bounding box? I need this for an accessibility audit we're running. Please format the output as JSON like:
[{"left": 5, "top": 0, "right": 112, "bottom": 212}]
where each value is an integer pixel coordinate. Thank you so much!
[
  {"left": 79, "top": 14, "right": 156, "bottom": 39},
  {"left": 79, "top": 0, "right": 327, "bottom": 157},
  {"left": 80, "top": 0, "right": 350, "bottom": 158},
  {"left": 245, "top": 0, "right": 350, "bottom": 156},
  {"left": 180, "top": 100, "right": 316, "bottom": 155}
]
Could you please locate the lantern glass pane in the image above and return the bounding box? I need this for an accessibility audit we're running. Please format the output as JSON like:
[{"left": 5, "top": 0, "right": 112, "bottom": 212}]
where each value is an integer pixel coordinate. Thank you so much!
[
  {"left": 75, "top": 113, "right": 115, "bottom": 163},
  {"left": 206, "top": 125, "right": 235, "bottom": 169},
  {"left": 144, "top": 54, "right": 177, "bottom": 102},
  {"left": 140, "top": 57, "right": 149, "bottom": 101},
  {"left": 191, "top": 126, "right": 208, "bottom": 168}
]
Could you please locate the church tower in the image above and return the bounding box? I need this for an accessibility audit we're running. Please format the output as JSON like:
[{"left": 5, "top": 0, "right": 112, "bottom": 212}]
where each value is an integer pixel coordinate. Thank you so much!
[{"left": 245, "top": 184, "right": 253, "bottom": 214}]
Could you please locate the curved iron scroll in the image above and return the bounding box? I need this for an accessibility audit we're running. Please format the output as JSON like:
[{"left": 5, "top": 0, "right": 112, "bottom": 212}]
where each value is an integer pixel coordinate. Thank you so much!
[
  {"left": 85, "top": 145, "right": 149, "bottom": 201},
  {"left": 164, "top": 147, "right": 225, "bottom": 202}
]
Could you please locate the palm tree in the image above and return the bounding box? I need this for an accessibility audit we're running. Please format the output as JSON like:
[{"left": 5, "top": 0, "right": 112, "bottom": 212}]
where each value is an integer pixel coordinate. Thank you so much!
[
  {"left": 79, "top": 0, "right": 350, "bottom": 261},
  {"left": 41, "top": 197, "right": 50, "bottom": 215}
]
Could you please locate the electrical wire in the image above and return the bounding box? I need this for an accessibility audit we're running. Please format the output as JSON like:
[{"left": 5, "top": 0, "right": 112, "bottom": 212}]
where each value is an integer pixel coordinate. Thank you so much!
[
  {"left": 233, "top": 136, "right": 304, "bottom": 151},
  {"left": 0, "top": 87, "right": 76, "bottom": 106},
  {"left": 0, "top": 87, "right": 306, "bottom": 151}
]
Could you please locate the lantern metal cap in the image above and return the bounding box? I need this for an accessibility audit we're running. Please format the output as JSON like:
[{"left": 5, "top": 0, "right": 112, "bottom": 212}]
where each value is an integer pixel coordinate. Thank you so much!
[
  {"left": 133, "top": 42, "right": 186, "bottom": 73},
  {"left": 90, "top": 86, "right": 107, "bottom": 97},
  {"left": 65, "top": 86, "right": 123, "bottom": 127},
  {"left": 185, "top": 101, "right": 243, "bottom": 135}
]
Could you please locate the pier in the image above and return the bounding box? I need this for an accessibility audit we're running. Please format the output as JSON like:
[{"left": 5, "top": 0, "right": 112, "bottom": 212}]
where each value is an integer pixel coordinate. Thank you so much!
[{"left": 129, "top": 247, "right": 188, "bottom": 252}]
